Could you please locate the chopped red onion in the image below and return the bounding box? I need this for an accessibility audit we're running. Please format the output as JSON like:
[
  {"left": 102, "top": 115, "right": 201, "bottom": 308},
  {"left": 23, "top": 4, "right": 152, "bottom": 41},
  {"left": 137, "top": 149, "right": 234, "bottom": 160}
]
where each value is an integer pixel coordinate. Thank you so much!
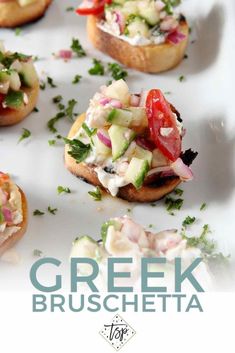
[
  {"left": 58, "top": 50, "right": 72, "bottom": 59},
  {"left": 171, "top": 158, "right": 193, "bottom": 181},
  {"left": 167, "top": 30, "right": 186, "bottom": 45},
  {"left": 130, "top": 94, "right": 140, "bottom": 107},
  {"left": 97, "top": 129, "right": 112, "bottom": 148},
  {"left": 135, "top": 136, "right": 155, "bottom": 151},
  {"left": 2, "top": 207, "right": 12, "bottom": 223}
]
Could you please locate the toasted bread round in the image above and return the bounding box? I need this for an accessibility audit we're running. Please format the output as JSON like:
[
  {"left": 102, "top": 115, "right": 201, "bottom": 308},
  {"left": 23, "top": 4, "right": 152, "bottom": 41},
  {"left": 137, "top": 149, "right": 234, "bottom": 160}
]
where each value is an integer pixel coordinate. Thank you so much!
[
  {"left": 0, "top": 188, "right": 28, "bottom": 257},
  {"left": 65, "top": 114, "right": 181, "bottom": 203},
  {"left": 0, "top": 82, "right": 39, "bottom": 126},
  {"left": 0, "top": 0, "right": 52, "bottom": 28},
  {"left": 87, "top": 15, "right": 189, "bottom": 73}
]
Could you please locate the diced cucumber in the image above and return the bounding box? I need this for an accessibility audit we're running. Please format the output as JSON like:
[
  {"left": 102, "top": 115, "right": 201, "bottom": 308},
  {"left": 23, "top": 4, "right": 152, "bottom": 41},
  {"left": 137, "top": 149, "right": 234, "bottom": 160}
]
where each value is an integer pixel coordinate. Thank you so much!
[
  {"left": 129, "top": 107, "right": 148, "bottom": 127},
  {"left": 125, "top": 16, "right": 150, "bottom": 38},
  {"left": 93, "top": 134, "right": 111, "bottom": 156},
  {"left": 107, "top": 108, "right": 133, "bottom": 127},
  {"left": 125, "top": 157, "right": 149, "bottom": 189},
  {"left": 17, "top": 0, "right": 37, "bottom": 7},
  {"left": 101, "top": 220, "right": 122, "bottom": 244},
  {"left": 19, "top": 60, "right": 38, "bottom": 88},
  {"left": 105, "top": 79, "right": 130, "bottom": 105},
  {"left": 108, "top": 124, "right": 136, "bottom": 161},
  {"left": 133, "top": 145, "right": 152, "bottom": 166},
  {"left": 3, "top": 90, "right": 24, "bottom": 109},
  {"left": 0, "top": 69, "right": 10, "bottom": 82},
  {"left": 122, "top": 1, "right": 139, "bottom": 16},
  {"left": 138, "top": 1, "right": 160, "bottom": 26},
  {"left": 9, "top": 71, "right": 21, "bottom": 91}
]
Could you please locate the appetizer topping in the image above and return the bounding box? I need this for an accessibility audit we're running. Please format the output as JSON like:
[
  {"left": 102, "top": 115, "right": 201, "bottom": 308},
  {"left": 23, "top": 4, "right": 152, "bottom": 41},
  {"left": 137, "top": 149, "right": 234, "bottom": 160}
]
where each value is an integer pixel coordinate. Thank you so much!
[
  {"left": 0, "top": 43, "right": 38, "bottom": 112},
  {"left": 76, "top": 0, "right": 186, "bottom": 46},
  {"left": 66, "top": 80, "right": 197, "bottom": 196},
  {"left": 0, "top": 172, "right": 23, "bottom": 246}
]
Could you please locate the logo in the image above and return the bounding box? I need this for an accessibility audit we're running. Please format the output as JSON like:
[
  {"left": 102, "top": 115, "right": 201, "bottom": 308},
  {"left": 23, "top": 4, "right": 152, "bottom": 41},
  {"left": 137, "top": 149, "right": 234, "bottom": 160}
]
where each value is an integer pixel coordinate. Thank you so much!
[{"left": 100, "top": 314, "right": 136, "bottom": 351}]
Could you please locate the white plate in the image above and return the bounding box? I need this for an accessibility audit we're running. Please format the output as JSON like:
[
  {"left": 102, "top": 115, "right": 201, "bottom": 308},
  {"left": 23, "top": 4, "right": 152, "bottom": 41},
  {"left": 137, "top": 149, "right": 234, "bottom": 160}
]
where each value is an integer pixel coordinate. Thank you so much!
[{"left": 0, "top": 0, "right": 234, "bottom": 291}]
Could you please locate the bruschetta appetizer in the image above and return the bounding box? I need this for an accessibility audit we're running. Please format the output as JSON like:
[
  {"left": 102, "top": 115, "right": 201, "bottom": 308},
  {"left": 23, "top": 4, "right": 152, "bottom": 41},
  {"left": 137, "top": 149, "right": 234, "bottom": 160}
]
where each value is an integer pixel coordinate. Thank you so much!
[
  {"left": 0, "top": 43, "right": 39, "bottom": 126},
  {"left": 65, "top": 79, "right": 197, "bottom": 202},
  {"left": 0, "top": 0, "right": 52, "bottom": 28},
  {"left": 0, "top": 172, "right": 28, "bottom": 256},
  {"left": 76, "top": 0, "right": 189, "bottom": 73}
]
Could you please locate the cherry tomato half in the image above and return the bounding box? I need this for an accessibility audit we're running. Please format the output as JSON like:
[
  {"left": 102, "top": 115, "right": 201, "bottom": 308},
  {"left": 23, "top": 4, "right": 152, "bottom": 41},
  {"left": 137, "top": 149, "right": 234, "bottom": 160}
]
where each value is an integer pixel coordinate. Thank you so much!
[
  {"left": 145, "top": 89, "right": 181, "bottom": 162},
  {"left": 76, "top": 0, "right": 112, "bottom": 16}
]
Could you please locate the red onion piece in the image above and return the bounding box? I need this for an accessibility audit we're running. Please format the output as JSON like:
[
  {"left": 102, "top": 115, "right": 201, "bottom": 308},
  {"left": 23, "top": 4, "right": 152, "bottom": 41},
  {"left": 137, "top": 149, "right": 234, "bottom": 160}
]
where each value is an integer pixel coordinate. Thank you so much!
[
  {"left": 99, "top": 97, "right": 111, "bottom": 106},
  {"left": 110, "top": 99, "right": 123, "bottom": 108},
  {"left": 2, "top": 207, "right": 12, "bottom": 223},
  {"left": 171, "top": 158, "right": 193, "bottom": 181},
  {"left": 97, "top": 129, "right": 112, "bottom": 148},
  {"left": 130, "top": 94, "right": 140, "bottom": 107},
  {"left": 114, "top": 10, "right": 125, "bottom": 34},
  {"left": 58, "top": 50, "right": 72, "bottom": 59},
  {"left": 167, "top": 30, "right": 186, "bottom": 45},
  {"left": 135, "top": 136, "right": 155, "bottom": 151}
]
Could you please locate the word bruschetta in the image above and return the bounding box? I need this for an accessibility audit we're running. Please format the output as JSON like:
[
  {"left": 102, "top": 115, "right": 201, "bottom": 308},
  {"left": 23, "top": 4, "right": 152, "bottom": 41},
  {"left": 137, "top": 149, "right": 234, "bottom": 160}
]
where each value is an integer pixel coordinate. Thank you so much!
[
  {"left": 0, "top": 172, "right": 28, "bottom": 256},
  {"left": 0, "top": 43, "right": 39, "bottom": 126},
  {"left": 65, "top": 79, "right": 197, "bottom": 202},
  {"left": 0, "top": 0, "right": 52, "bottom": 28},
  {"left": 76, "top": 0, "right": 189, "bottom": 73}
]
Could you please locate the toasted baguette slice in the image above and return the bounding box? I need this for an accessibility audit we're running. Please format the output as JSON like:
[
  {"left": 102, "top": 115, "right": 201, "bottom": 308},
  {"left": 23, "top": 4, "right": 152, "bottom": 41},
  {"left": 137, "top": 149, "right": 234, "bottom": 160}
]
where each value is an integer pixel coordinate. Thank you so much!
[
  {"left": 0, "top": 188, "right": 28, "bottom": 257},
  {"left": 0, "top": 0, "right": 52, "bottom": 28},
  {"left": 87, "top": 15, "right": 189, "bottom": 73},
  {"left": 65, "top": 114, "right": 181, "bottom": 203},
  {"left": 0, "top": 82, "right": 39, "bottom": 126}
]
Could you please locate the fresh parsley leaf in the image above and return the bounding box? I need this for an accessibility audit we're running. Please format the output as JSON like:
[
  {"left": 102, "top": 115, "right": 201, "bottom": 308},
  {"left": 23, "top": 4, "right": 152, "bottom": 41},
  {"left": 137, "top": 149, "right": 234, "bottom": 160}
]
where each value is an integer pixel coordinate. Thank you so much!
[
  {"left": 40, "top": 80, "right": 46, "bottom": 90},
  {"left": 47, "top": 206, "right": 58, "bottom": 215},
  {"left": 174, "top": 188, "right": 184, "bottom": 196},
  {"left": 47, "top": 112, "right": 65, "bottom": 133},
  {"left": 33, "top": 209, "right": 45, "bottom": 216},
  {"left": 65, "top": 99, "right": 77, "bottom": 120},
  {"left": 64, "top": 137, "right": 91, "bottom": 163},
  {"left": 182, "top": 216, "right": 196, "bottom": 228},
  {"left": 200, "top": 202, "right": 207, "bottom": 211},
  {"left": 72, "top": 74, "right": 82, "bottom": 84},
  {"left": 66, "top": 6, "right": 74, "bottom": 11},
  {"left": 179, "top": 75, "right": 185, "bottom": 82},
  {"left": 18, "top": 128, "right": 31, "bottom": 143},
  {"left": 82, "top": 122, "right": 97, "bottom": 137},
  {"left": 33, "top": 249, "right": 43, "bottom": 257},
  {"left": 108, "top": 62, "right": 128, "bottom": 81},
  {"left": 88, "top": 58, "right": 105, "bottom": 76},
  {"left": 47, "top": 76, "right": 57, "bottom": 88},
  {"left": 165, "top": 196, "right": 183, "bottom": 214},
  {"left": 52, "top": 95, "right": 62, "bottom": 103},
  {"left": 88, "top": 187, "right": 102, "bottom": 201},
  {"left": 70, "top": 38, "right": 86, "bottom": 57},
  {"left": 15, "top": 28, "right": 22, "bottom": 36},
  {"left": 48, "top": 139, "right": 56, "bottom": 146},
  {"left": 33, "top": 107, "right": 39, "bottom": 112},
  {"left": 57, "top": 186, "right": 71, "bottom": 195}
]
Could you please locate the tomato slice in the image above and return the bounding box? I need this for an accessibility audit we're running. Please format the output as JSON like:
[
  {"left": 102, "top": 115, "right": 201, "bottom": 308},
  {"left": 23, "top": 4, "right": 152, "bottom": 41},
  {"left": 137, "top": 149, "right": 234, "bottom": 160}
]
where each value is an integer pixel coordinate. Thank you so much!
[
  {"left": 76, "top": 0, "right": 112, "bottom": 16},
  {"left": 145, "top": 89, "right": 181, "bottom": 162}
]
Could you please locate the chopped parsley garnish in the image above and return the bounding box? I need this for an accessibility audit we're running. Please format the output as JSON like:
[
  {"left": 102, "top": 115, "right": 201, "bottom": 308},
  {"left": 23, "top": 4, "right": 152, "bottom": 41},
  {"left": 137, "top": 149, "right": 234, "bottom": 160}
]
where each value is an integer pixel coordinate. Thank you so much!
[
  {"left": 52, "top": 95, "right": 63, "bottom": 103},
  {"left": 4, "top": 90, "right": 24, "bottom": 109},
  {"left": 82, "top": 122, "right": 97, "bottom": 137},
  {"left": 33, "top": 249, "right": 43, "bottom": 257},
  {"left": 200, "top": 202, "right": 207, "bottom": 211},
  {"left": 40, "top": 80, "right": 46, "bottom": 90},
  {"left": 33, "top": 107, "right": 39, "bottom": 112},
  {"left": 163, "top": 0, "right": 181, "bottom": 15},
  {"left": 88, "top": 187, "right": 102, "bottom": 201},
  {"left": 174, "top": 188, "right": 184, "bottom": 196},
  {"left": 48, "top": 139, "right": 56, "bottom": 146},
  {"left": 33, "top": 209, "right": 45, "bottom": 216},
  {"left": 66, "top": 6, "right": 74, "bottom": 11},
  {"left": 70, "top": 38, "right": 86, "bottom": 57},
  {"left": 65, "top": 99, "right": 77, "bottom": 120},
  {"left": 47, "top": 112, "right": 65, "bottom": 133},
  {"left": 164, "top": 91, "right": 172, "bottom": 95},
  {"left": 58, "top": 103, "right": 65, "bottom": 111},
  {"left": 88, "top": 59, "right": 105, "bottom": 76},
  {"left": 64, "top": 137, "right": 91, "bottom": 163},
  {"left": 72, "top": 74, "right": 82, "bottom": 84},
  {"left": 15, "top": 28, "right": 22, "bottom": 36},
  {"left": 184, "top": 54, "right": 188, "bottom": 59},
  {"left": 179, "top": 75, "right": 185, "bottom": 82},
  {"left": 47, "top": 76, "right": 57, "bottom": 88},
  {"left": 47, "top": 206, "right": 58, "bottom": 215},
  {"left": 18, "top": 128, "right": 31, "bottom": 143},
  {"left": 57, "top": 186, "right": 71, "bottom": 195},
  {"left": 108, "top": 62, "right": 128, "bottom": 81},
  {"left": 182, "top": 216, "right": 196, "bottom": 228},
  {"left": 127, "top": 208, "right": 132, "bottom": 213},
  {"left": 165, "top": 196, "right": 183, "bottom": 215}
]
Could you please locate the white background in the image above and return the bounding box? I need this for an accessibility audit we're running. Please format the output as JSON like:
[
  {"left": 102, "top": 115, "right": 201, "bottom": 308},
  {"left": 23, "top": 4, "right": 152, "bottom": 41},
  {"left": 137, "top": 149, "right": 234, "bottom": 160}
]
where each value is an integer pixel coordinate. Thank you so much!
[{"left": 0, "top": 0, "right": 235, "bottom": 351}]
